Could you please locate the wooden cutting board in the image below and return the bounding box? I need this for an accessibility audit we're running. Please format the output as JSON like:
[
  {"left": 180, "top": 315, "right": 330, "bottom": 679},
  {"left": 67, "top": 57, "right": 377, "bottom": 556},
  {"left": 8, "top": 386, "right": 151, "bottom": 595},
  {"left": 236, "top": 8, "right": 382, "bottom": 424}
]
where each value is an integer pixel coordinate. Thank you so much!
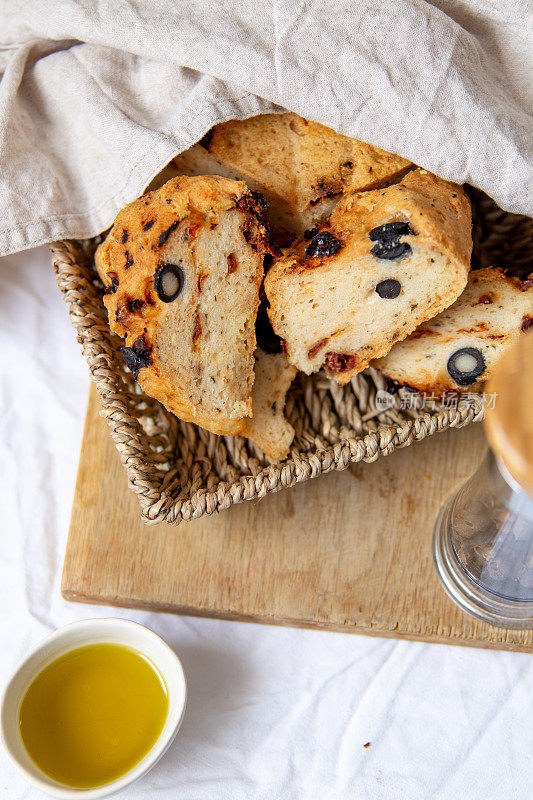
[{"left": 62, "top": 385, "right": 533, "bottom": 652}]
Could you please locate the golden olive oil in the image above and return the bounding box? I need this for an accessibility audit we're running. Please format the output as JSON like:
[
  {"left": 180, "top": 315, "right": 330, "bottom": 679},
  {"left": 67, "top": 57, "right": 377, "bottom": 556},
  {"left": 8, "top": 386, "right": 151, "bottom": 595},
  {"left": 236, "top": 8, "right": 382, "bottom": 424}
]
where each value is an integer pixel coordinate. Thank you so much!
[{"left": 18, "top": 643, "right": 169, "bottom": 789}]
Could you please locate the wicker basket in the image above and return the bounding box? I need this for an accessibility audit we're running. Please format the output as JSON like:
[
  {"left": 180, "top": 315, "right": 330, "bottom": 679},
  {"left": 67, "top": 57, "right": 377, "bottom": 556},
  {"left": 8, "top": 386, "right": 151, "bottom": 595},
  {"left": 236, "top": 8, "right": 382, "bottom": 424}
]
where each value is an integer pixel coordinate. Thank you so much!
[{"left": 50, "top": 187, "right": 532, "bottom": 524}]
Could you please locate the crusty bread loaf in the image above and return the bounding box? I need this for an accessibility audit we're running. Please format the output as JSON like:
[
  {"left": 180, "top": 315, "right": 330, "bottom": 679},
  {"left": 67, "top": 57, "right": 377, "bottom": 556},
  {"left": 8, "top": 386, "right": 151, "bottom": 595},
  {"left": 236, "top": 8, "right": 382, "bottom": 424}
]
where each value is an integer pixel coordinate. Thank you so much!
[
  {"left": 173, "top": 113, "right": 412, "bottom": 243},
  {"left": 95, "top": 175, "right": 275, "bottom": 435},
  {"left": 374, "top": 268, "right": 533, "bottom": 393},
  {"left": 264, "top": 169, "right": 472, "bottom": 385},
  {"left": 242, "top": 349, "right": 297, "bottom": 461}
]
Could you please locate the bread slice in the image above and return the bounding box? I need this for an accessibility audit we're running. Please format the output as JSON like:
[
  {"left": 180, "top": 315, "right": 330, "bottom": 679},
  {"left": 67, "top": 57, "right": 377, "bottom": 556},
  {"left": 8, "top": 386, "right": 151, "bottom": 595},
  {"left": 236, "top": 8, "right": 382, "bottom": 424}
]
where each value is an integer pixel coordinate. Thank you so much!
[
  {"left": 95, "top": 175, "right": 275, "bottom": 435},
  {"left": 242, "top": 349, "right": 297, "bottom": 461},
  {"left": 173, "top": 113, "right": 412, "bottom": 243},
  {"left": 374, "top": 268, "right": 533, "bottom": 393},
  {"left": 264, "top": 169, "right": 472, "bottom": 385}
]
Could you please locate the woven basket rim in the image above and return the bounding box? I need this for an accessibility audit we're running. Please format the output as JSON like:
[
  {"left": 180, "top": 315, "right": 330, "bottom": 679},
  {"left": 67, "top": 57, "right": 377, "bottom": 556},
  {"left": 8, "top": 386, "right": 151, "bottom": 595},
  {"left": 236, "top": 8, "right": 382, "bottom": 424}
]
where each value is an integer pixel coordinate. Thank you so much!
[{"left": 118, "top": 403, "right": 483, "bottom": 523}]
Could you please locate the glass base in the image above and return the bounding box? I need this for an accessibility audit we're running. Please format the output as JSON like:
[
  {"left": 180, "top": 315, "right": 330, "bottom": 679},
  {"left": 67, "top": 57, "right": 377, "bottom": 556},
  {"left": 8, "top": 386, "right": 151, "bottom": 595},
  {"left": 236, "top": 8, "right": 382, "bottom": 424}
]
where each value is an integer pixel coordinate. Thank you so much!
[{"left": 433, "top": 499, "right": 533, "bottom": 629}]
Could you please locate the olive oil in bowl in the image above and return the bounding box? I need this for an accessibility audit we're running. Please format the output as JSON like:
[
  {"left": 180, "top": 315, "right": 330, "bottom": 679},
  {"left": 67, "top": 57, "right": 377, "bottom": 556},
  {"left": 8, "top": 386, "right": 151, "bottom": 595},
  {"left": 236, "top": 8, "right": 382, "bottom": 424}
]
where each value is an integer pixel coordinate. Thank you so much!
[{"left": 18, "top": 643, "right": 169, "bottom": 789}]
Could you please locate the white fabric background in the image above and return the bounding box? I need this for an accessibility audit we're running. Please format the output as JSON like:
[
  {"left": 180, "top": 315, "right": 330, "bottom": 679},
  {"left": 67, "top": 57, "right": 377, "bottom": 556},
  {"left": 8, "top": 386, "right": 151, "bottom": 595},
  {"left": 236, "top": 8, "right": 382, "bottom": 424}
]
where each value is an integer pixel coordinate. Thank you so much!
[
  {"left": 1, "top": 0, "right": 532, "bottom": 256},
  {"left": 1, "top": 246, "right": 533, "bottom": 798}
]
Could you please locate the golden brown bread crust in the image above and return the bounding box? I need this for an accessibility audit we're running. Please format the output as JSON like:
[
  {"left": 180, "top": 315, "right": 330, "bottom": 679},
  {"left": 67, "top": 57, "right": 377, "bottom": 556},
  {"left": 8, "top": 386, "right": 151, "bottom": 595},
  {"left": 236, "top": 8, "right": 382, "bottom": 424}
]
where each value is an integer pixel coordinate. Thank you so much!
[
  {"left": 264, "top": 169, "right": 472, "bottom": 384},
  {"left": 176, "top": 114, "right": 413, "bottom": 242},
  {"left": 328, "top": 168, "right": 473, "bottom": 272},
  {"left": 95, "top": 175, "right": 273, "bottom": 435}
]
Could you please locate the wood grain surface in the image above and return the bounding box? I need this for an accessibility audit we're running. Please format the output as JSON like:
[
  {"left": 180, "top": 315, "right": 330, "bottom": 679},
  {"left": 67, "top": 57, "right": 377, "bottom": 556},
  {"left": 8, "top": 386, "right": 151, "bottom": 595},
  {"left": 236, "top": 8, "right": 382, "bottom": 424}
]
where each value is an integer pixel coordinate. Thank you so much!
[{"left": 62, "top": 385, "right": 533, "bottom": 652}]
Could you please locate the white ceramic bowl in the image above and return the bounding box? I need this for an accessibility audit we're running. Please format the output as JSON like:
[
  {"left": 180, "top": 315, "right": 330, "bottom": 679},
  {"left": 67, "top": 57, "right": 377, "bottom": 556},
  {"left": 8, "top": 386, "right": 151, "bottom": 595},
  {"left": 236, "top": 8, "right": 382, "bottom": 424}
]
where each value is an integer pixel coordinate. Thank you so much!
[{"left": 0, "top": 618, "right": 187, "bottom": 799}]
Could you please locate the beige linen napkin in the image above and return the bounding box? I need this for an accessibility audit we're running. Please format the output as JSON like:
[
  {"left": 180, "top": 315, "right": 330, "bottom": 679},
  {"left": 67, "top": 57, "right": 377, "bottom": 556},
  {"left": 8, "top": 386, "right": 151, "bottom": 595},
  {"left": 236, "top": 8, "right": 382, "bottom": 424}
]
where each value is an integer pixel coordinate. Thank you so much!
[{"left": 0, "top": 0, "right": 531, "bottom": 256}]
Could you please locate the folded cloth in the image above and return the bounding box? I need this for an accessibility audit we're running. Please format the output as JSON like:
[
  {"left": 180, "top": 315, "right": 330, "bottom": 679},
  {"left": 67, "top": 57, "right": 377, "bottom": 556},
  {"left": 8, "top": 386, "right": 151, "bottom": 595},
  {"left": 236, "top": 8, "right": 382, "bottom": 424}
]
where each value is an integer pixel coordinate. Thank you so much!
[{"left": 0, "top": 0, "right": 531, "bottom": 256}]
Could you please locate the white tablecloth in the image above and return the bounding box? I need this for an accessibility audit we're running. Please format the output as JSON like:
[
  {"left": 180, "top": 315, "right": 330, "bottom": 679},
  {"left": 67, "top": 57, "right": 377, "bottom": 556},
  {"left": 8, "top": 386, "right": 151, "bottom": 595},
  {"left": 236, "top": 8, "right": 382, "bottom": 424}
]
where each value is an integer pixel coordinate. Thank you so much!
[{"left": 1, "top": 247, "right": 532, "bottom": 799}]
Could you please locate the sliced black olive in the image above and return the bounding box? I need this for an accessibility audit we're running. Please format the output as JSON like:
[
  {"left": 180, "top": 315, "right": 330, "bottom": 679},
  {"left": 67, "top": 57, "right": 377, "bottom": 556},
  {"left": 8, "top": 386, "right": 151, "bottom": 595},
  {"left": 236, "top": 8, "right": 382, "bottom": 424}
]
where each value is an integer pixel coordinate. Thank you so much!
[
  {"left": 369, "top": 222, "right": 414, "bottom": 260},
  {"left": 369, "top": 222, "right": 413, "bottom": 242},
  {"left": 447, "top": 347, "right": 486, "bottom": 386},
  {"left": 372, "top": 241, "right": 411, "bottom": 260},
  {"left": 154, "top": 263, "right": 184, "bottom": 302},
  {"left": 376, "top": 279, "right": 401, "bottom": 299},
  {"left": 120, "top": 335, "right": 153, "bottom": 380},
  {"left": 305, "top": 231, "right": 343, "bottom": 258}
]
